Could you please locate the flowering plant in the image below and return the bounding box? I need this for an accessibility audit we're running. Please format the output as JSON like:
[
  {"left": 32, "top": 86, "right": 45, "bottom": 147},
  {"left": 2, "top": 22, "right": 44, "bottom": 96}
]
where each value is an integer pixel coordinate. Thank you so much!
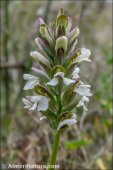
[{"left": 23, "top": 8, "right": 92, "bottom": 170}]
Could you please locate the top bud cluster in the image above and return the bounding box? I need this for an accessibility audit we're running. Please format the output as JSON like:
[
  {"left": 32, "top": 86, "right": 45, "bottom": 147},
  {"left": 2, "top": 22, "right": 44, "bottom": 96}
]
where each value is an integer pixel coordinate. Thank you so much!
[{"left": 22, "top": 8, "right": 92, "bottom": 132}]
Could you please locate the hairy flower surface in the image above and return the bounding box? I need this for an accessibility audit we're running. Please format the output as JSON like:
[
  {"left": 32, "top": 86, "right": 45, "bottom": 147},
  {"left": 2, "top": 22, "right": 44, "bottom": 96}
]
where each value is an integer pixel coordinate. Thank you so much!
[{"left": 23, "top": 8, "right": 92, "bottom": 132}]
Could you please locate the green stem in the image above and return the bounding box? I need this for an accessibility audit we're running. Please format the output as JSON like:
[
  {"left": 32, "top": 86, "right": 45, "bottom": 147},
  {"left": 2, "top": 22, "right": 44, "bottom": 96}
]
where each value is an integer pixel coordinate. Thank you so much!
[{"left": 48, "top": 131, "right": 61, "bottom": 170}]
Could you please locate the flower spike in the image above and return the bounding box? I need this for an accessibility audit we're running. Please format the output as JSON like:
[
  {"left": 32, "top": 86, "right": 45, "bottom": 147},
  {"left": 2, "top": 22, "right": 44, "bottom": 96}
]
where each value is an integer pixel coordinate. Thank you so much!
[{"left": 23, "top": 9, "right": 92, "bottom": 168}]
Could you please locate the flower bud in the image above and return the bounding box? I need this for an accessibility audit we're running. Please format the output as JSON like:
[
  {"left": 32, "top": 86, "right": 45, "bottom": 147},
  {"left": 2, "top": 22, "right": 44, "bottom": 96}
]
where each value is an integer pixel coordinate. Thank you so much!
[
  {"left": 56, "top": 14, "right": 68, "bottom": 36},
  {"left": 38, "top": 17, "right": 45, "bottom": 25},
  {"left": 30, "top": 51, "right": 51, "bottom": 68},
  {"left": 55, "top": 36, "right": 68, "bottom": 54},
  {"left": 57, "top": 15, "right": 68, "bottom": 28},
  {"left": 39, "top": 24, "right": 53, "bottom": 46},
  {"left": 67, "top": 17, "right": 72, "bottom": 32},
  {"left": 31, "top": 67, "right": 50, "bottom": 82},
  {"left": 68, "top": 26, "right": 80, "bottom": 43},
  {"left": 35, "top": 37, "right": 53, "bottom": 63},
  {"left": 35, "top": 37, "right": 47, "bottom": 54}
]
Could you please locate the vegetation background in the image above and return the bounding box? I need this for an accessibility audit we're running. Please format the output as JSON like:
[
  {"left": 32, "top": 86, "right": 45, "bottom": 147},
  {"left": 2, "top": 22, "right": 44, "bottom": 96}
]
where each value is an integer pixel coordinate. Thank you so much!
[{"left": 1, "top": 0, "right": 112, "bottom": 170}]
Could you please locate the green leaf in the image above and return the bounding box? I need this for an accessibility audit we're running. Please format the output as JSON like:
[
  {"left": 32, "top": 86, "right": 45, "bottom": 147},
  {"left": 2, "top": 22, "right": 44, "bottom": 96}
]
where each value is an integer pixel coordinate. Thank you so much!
[{"left": 65, "top": 139, "right": 92, "bottom": 149}]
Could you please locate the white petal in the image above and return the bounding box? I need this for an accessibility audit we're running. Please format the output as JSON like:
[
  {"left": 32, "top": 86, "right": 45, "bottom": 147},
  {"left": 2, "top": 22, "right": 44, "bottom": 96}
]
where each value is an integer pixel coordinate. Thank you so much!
[
  {"left": 29, "top": 95, "right": 50, "bottom": 111},
  {"left": 30, "top": 102, "right": 37, "bottom": 110},
  {"left": 55, "top": 72, "right": 75, "bottom": 86},
  {"left": 37, "top": 97, "right": 50, "bottom": 111},
  {"left": 23, "top": 74, "right": 37, "bottom": 80},
  {"left": 77, "top": 99, "right": 84, "bottom": 107},
  {"left": 54, "top": 72, "right": 64, "bottom": 78},
  {"left": 82, "top": 48, "right": 91, "bottom": 55},
  {"left": 74, "top": 84, "right": 92, "bottom": 96},
  {"left": 81, "top": 84, "right": 91, "bottom": 88},
  {"left": 75, "top": 48, "right": 91, "bottom": 63},
  {"left": 80, "top": 81, "right": 84, "bottom": 84},
  {"left": 40, "top": 116, "right": 46, "bottom": 120},
  {"left": 83, "top": 105, "right": 88, "bottom": 111},
  {"left": 63, "top": 78, "right": 75, "bottom": 86},
  {"left": 57, "top": 119, "right": 77, "bottom": 131},
  {"left": 47, "top": 78, "right": 58, "bottom": 86},
  {"left": 72, "top": 67, "right": 80, "bottom": 79},
  {"left": 23, "top": 79, "right": 39, "bottom": 90},
  {"left": 31, "top": 95, "right": 42, "bottom": 102},
  {"left": 47, "top": 72, "right": 75, "bottom": 86},
  {"left": 82, "top": 96, "right": 89, "bottom": 102},
  {"left": 75, "top": 88, "right": 92, "bottom": 96},
  {"left": 22, "top": 98, "right": 32, "bottom": 108},
  {"left": 72, "top": 113, "right": 77, "bottom": 119},
  {"left": 74, "top": 67, "right": 80, "bottom": 74},
  {"left": 77, "top": 96, "right": 89, "bottom": 111},
  {"left": 77, "top": 100, "right": 88, "bottom": 111}
]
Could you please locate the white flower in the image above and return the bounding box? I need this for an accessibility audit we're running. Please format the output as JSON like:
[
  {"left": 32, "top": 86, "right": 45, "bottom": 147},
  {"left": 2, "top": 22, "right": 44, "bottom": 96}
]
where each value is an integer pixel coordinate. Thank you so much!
[
  {"left": 74, "top": 84, "right": 92, "bottom": 96},
  {"left": 77, "top": 96, "right": 89, "bottom": 111},
  {"left": 23, "top": 74, "right": 39, "bottom": 90},
  {"left": 57, "top": 116, "right": 77, "bottom": 131},
  {"left": 75, "top": 48, "right": 91, "bottom": 63},
  {"left": 72, "top": 67, "right": 80, "bottom": 79},
  {"left": 22, "top": 95, "right": 50, "bottom": 111},
  {"left": 47, "top": 72, "right": 75, "bottom": 86}
]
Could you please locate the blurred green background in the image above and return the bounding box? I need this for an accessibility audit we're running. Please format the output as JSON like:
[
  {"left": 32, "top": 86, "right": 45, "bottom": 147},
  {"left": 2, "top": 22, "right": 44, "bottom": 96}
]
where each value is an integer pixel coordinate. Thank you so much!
[{"left": 0, "top": 0, "right": 112, "bottom": 170}]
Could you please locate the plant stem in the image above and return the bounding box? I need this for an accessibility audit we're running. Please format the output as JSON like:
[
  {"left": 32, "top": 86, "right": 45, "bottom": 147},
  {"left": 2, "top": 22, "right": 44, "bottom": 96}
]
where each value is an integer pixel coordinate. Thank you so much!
[{"left": 48, "top": 131, "right": 61, "bottom": 170}]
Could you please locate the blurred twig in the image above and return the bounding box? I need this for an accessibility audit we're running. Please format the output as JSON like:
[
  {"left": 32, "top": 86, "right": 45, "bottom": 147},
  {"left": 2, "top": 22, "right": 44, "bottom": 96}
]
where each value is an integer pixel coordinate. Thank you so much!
[
  {"left": 43, "top": 0, "right": 52, "bottom": 23},
  {"left": 4, "top": 0, "right": 10, "bottom": 113},
  {"left": 0, "top": 62, "right": 25, "bottom": 69},
  {"left": 74, "top": 126, "right": 89, "bottom": 163},
  {"left": 78, "top": 2, "right": 87, "bottom": 24},
  {"left": 97, "top": 0, "right": 105, "bottom": 13},
  {"left": 11, "top": 37, "right": 32, "bottom": 112}
]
